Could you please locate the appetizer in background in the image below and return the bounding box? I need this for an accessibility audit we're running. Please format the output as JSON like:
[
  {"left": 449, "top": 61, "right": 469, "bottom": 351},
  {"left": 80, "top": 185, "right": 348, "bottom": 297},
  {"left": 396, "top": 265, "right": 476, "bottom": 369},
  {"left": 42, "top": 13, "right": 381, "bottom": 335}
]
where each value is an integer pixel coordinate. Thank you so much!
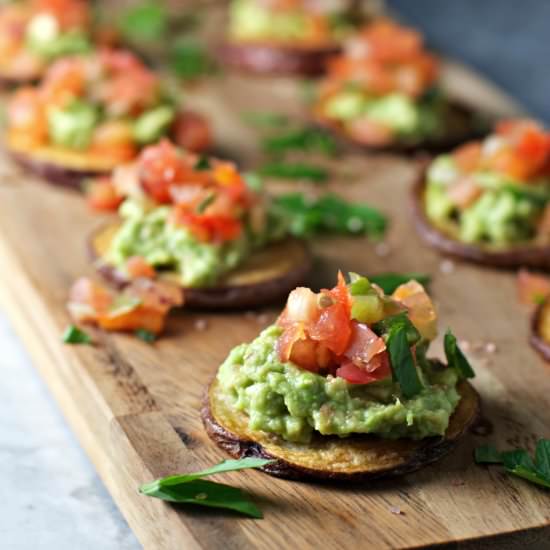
[
  {"left": 517, "top": 270, "right": 550, "bottom": 362},
  {"left": 67, "top": 276, "right": 183, "bottom": 337},
  {"left": 0, "top": 0, "right": 92, "bottom": 85},
  {"left": 219, "top": 0, "right": 363, "bottom": 76},
  {"left": 203, "top": 272, "right": 479, "bottom": 480},
  {"left": 88, "top": 140, "right": 311, "bottom": 309},
  {"left": 5, "top": 48, "right": 211, "bottom": 188},
  {"left": 413, "top": 119, "right": 550, "bottom": 268},
  {"left": 313, "top": 19, "right": 485, "bottom": 151}
]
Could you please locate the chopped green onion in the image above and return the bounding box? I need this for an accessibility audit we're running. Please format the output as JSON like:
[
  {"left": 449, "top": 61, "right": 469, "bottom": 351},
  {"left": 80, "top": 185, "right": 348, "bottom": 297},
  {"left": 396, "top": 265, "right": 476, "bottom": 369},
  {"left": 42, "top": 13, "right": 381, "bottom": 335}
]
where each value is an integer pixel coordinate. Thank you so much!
[{"left": 194, "top": 156, "right": 211, "bottom": 171}]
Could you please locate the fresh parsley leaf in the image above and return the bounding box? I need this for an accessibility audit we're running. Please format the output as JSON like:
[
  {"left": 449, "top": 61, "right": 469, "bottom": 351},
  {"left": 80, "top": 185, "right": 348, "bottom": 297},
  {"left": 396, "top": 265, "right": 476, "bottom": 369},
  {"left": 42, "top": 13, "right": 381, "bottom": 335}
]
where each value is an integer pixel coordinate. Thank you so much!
[
  {"left": 535, "top": 439, "right": 550, "bottom": 479},
  {"left": 194, "top": 156, "right": 211, "bottom": 171},
  {"left": 141, "top": 478, "right": 263, "bottom": 518},
  {"left": 369, "top": 273, "right": 431, "bottom": 295},
  {"left": 242, "top": 111, "right": 290, "bottom": 129},
  {"left": 62, "top": 325, "right": 92, "bottom": 345},
  {"left": 474, "top": 439, "right": 550, "bottom": 490},
  {"left": 474, "top": 444, "right": 503, "bottom": 464},
  {"left": 259, "top": 162, "right": 328, "bottom": 183},
  {"left": 118, "top": 2, "right": 167, "bottom": 43},
  {"left": 170, "top": 40, "right": 215, "bottom": 80},
  {"left": 139, "top": 458, "right": 274, "bottom": 518},
  {"left": 262, "top": 128, "right": 336, "bottom": 156},
  {"left": 372, "top": 313, "right": 421, "bottom": 346},
  {"left": 444, "top": 330, "right": 475, "bottom": 379},
  {"left": 135, "top": 329, "right": 156, "bottom": 343},
  {"left": 273, "top": 192, "right": 387, "bottom": 238},
  {"left": 386, "top": 322, "right": 423, "bottom": 398}
]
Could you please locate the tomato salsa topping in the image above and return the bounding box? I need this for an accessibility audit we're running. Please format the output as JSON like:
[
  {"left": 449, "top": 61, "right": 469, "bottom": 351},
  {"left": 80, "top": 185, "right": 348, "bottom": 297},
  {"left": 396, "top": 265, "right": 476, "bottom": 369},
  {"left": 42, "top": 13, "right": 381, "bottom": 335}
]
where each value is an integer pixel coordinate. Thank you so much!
[
  {"left": 276, "top": 272, "right": 439, "bottom": 387},
  {"left": 6, "top": 48, "right": 211, "bottom": 162},
  {"left": 425, "top": 119, "right": 550, "bottom": 245},
  {"left": 0, "top": 0, "right": 93, "bottom": 80},
  {"left": 316, "top": 19, "right": 444, "bottom": 145}
]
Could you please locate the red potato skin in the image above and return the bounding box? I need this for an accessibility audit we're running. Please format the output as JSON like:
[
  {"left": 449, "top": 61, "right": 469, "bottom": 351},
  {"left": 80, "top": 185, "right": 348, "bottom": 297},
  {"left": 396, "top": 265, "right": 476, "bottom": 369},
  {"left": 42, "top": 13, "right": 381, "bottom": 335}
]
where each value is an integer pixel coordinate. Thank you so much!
[
  {"left": 411, "top": 165, "right": 550, "bottom": 269},
  {"left": 216, "top": 40, "right": 341, "bottom": 76}
]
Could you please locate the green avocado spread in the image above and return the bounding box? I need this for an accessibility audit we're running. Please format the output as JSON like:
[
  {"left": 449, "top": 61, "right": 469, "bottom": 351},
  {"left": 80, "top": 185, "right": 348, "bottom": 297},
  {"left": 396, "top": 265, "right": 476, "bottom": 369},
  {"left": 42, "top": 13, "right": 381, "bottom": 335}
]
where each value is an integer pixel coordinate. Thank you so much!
[
  {"left": 229, "top": 0, "right": 352, "bottom": 43},
  {"left": 105, "top": 198, "right": 288, "bottom": 287},
  {"left": 323, "top": 88, "right": 445, "bottom": 141},
  {"left": 425, "top": 155, "right": 550, "bottom": 245},
  {"left": 217, "top": 325, "right": 461, "bottom": 443}
]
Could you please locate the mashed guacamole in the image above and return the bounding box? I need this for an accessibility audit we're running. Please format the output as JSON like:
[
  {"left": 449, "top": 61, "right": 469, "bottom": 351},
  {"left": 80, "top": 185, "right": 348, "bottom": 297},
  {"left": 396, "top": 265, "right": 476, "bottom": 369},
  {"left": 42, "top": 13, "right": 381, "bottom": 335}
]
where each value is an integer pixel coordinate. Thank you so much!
[
  {"left": 425, "top": 155, "right": 550, "bottom": 245},
  {"left": 106, "top": 198, "right": 288, "bottom": 287},
  {"left": 217, "top": 325, "right": 460, "bottom": 443}
]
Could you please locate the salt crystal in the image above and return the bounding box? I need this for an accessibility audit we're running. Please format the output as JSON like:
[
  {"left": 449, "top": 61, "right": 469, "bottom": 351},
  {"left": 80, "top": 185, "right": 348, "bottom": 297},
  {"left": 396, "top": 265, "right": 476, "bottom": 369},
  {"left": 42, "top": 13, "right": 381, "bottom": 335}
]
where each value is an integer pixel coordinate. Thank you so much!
[
  {"left": 389, "top": 506, "right": 403, "bottom": 515},
  {"left": 375, "top": 242, "right": 390, "bottom": 257},
  {"left": 194, "top": 319, "right": 208, "bottom": 331},
  {"left": 439, "top": 259, "right": 455, "bottom": 274}
]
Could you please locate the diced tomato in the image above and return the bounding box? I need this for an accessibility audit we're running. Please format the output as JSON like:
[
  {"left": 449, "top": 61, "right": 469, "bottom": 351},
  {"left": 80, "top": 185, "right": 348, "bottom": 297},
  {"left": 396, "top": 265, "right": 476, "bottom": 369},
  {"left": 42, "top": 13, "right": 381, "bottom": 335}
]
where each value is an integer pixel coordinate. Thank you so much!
[
  {"left": 7, "top": 87, "right": 48, "bottom": 146},
  {"left": 343, "top": 321, "right": 387, "bottom": 367},
  {"left": 447, "top": 176, "right": 483, "bottom": 209},
  {"left": 90, "top": 120, "right": 137, "bottom": 162},
  {"left": 308, "top": 273, "right": 352, "bottom": 355},
  {"left": 40, "top": 57, "right": 85, "bottom": 106},
  {"left": 364, "top": 19, "right": 423, "bottom": 63},
  {"left": 32, "top": 0, "right": 90, "bottom": 29},
  {"left": 336, "top": 354, "right": 391, "bottom": 384},
  {"left": 348, "top": 117, "right": 394, "bottom": 146},
  {"left": 517, "top": 269, "right": 550, "bottom": 307},
  {"left": 171, "top": 111, "right": 212, "bottom": 153},
  {"left": 86, "top": 177, "right": 124, "bottom": 212},
  {"left": 126, "top": 256, "right": 156, "bottom": 279},
  {"left": 68, "top": 277, "right": 113, "bottom": 321},
  {"left": 97, "top": 305, "right": 165, "bottom": 334},
  {"left": 392, "top": 280, "right": 437, "bottom": 340},
  {"left": 139, "top": 140, "right": 189, "bottom": 203},
  {"left": 172, "top": 208, "right": 242, "bottom": 242},
  {"left": 99, "top": 49, "right": 144, "bottom": 72},
  {"left": 453, "top": 142, "right": 482, "bottom": 173},
  {"left": 127, "top": 278, "right": 184, "bottom": 312}
]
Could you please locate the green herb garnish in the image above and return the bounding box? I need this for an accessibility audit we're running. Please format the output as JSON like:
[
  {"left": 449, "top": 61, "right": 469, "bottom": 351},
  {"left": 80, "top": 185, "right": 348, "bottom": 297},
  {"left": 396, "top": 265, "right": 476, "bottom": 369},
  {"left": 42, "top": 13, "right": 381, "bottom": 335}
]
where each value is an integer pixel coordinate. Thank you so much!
[
  {"left": 273, "top": 192, "right": 387, "bottom": 238},
  {"left": 444, "top": 330, "right": 475, "bottom": 379},
  {"left": 259, "top": 162, "right": 328, "bottom": 183},
  {"left": 386, "top": 321, "right": 423, "bottom": 398},
  {"left": 62, "top": 325, "right": 92, "bottom": 345},
  {"left": 475, "top": 439, "right": 550, "bottom": 490},
  {"left": 135, "top": 329, "right": 156, "bottom": 343},
  {"left": 262, "top": 128, "right": 336, "bottom": 156},
  {"left": 369, "top": 273, "right": 431, "bottom": 295},
  {"left": 118, "top": 1, "right": 167, "bottom": 43},
  {"left": 170, "top": 40, "right": 215, "bottom": 80},
  {"left": 373, "top": 313, "right": 421, "bottom": 347},
  {"left": 242, "top": 111, "right": 290, "bottom": 129},
  {"left": 139, "top": 457, "right": 274, "bottom": 518},
  {"left": 194, "top": 155, "right": 211, "bottom": 171}
]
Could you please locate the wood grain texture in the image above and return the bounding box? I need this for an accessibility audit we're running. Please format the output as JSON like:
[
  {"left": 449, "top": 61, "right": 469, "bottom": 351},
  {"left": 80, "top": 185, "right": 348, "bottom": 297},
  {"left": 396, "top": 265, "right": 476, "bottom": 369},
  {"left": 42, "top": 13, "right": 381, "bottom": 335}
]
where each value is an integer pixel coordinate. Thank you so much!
[{"left": 0, "top": 56, "right": 549, "bottom": 550}]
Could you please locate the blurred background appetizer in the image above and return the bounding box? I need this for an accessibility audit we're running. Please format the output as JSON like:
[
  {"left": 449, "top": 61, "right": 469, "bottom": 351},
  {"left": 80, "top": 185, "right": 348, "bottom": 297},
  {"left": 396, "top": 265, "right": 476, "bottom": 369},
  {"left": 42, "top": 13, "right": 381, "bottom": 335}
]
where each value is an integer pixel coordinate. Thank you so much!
[
  {"left": 313, "top": 19, "right": 486, "bottom": 151},
  {"left": 0, "top": 0, "right": 95, "bottom": 85},
  {"left": 88, "top": 140, "right": 311, "bottom": 309},
  {"left": 5, "top": 48, "right": 212, "bottom": 188},
  {"left": 203, "top": 272, "right": 479, "bottom": 480},
  {"left": 531, "top": 297, "right": 550, "bottom": 362},
  {"left": 218, "top": 0, "right": 368, "bottom": 76},
  {"left": 413, "top": 119, "right": 550, "bottom": 268}
]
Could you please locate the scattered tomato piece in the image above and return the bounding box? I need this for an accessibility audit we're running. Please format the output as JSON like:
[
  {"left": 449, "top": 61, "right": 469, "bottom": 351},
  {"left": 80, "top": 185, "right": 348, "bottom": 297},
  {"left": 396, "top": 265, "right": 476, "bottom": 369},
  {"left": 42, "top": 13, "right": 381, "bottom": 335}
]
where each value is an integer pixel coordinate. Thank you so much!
[{"left": 86, "top": 177, "right": 124, "bottom": 212}]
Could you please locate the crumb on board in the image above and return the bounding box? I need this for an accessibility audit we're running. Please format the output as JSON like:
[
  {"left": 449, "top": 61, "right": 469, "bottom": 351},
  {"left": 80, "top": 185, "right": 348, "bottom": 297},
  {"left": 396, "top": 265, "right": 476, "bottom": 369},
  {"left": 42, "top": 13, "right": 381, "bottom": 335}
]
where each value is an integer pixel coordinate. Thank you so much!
[
  {"left": 194, "top": 319, "right": 208, "bottom": 331},
  {"left": 439, "top": 259, "right": 455, "bottom": 274},
  {"left": 375, "top": 242, "right": 391, "bottom": 257},
  {"left": 389, "top": 506, "right": 404, "bottom": 515}
]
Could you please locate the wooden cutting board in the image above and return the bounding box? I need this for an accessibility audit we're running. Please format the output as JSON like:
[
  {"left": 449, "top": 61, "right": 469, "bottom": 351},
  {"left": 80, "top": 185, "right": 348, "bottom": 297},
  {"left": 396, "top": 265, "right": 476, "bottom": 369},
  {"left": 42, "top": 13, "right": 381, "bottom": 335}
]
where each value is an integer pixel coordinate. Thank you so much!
[{"left": 0, "top": 58, "right": 549, "bottom": 549}]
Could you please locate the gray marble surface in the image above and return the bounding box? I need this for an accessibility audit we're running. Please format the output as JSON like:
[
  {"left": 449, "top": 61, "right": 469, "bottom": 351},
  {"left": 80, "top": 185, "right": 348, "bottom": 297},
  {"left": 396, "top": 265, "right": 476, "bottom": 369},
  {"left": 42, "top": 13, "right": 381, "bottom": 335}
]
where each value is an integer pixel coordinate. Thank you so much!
[{"left": 0, "top": 310, "right": 140, "bottom": 550}]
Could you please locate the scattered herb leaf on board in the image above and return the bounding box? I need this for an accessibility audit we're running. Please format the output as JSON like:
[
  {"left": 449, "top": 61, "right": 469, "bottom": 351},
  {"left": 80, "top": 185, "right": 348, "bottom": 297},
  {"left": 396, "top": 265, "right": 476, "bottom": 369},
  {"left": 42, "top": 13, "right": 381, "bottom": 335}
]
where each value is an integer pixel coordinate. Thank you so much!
[
  {"left": 259, "top": 162, "right": 329, "bottom": 183},
  {"left": 118, "top": 1, "right": 167, "bottom": 43},
  {"left": 273, "top": 192, "right": 387, "bottom": 238},
  {"left": 242, "top": 111, "right": 290, "bottom": 129},
  {"left": 62, "top": 325, "right": 92, "bottom": 345},
  {"left": 475, "top": 439, "right": 550, "bottom": 489},
  {"left": 140, "top": 458, "right": 274, "bottom": 518},
  {"left": 170, "top": 40, "right": 216, "bottom": 80},
  {"left": 135, "top": 329, "right": 156, "bottom": 343},
  {"left": 444, "top": 330, "right": 476, "bottom": 379},
  {"left": 262, "top": 128, "right": 336, "bottom": 156}
]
